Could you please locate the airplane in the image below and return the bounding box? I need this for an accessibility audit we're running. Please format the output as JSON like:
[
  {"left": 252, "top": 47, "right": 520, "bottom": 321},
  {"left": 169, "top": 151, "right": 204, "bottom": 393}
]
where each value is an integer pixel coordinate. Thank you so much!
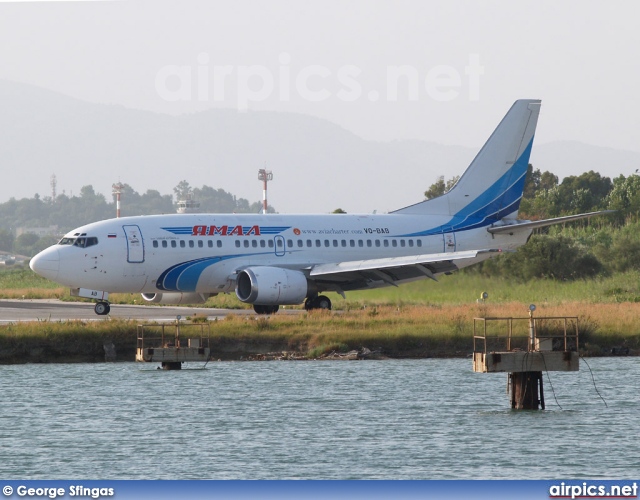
[{"left": 29, "top": 99, "right": 610, "bottom": 316}]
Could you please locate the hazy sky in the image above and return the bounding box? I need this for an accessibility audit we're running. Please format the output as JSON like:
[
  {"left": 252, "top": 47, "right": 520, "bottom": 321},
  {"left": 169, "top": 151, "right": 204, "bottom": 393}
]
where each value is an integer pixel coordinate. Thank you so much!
[{"left": 1, "top": 0, "right": 639, "bottom": 191}]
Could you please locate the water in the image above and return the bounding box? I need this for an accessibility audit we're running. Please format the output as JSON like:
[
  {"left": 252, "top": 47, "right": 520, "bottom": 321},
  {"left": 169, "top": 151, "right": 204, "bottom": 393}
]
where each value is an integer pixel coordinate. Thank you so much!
[{"left": 0, "top": 358, "right": 637, "bottom": 479}]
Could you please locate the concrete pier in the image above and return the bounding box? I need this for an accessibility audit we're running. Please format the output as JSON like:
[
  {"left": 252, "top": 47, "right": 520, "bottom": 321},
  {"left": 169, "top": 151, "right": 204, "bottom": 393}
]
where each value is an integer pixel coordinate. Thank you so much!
[
  {"left": 473, "top": 310, "right": 580, "bottom": 410},
  {"left": 136, "top": 320, "right": 211, "bottom": 369}
]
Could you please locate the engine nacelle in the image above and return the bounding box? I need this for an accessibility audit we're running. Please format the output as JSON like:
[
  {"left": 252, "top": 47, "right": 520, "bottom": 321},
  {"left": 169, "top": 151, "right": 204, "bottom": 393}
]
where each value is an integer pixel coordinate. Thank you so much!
[
  {"left": 141, "top": 292, "right": 213, "bottom": 305},
  {"left": 235, "top": 266, "right": 309, "bottom": 305}
]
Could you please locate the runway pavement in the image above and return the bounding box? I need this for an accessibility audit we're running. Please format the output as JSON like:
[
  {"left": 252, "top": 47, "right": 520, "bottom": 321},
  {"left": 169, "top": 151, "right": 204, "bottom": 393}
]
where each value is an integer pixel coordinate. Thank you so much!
[{"left": 0, "top": 299, "right": 298, "bottom": 323}]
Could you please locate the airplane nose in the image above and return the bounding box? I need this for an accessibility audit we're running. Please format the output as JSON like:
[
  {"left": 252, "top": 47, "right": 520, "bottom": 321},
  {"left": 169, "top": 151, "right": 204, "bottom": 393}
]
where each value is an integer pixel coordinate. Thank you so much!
[{"left": 29, "top": 247, "right": 60, "bottom": 281}]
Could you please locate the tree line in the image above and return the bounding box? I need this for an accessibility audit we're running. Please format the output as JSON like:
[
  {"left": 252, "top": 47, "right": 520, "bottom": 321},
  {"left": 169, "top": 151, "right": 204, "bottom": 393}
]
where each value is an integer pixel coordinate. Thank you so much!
[{"left": 425, "top": 165, "right": 640, "bottom": 221}]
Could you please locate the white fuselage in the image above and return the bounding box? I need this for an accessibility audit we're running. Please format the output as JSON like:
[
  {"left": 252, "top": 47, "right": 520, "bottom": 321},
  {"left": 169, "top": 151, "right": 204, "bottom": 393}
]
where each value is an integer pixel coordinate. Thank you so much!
[{"left": 31, "top": 212, "right": 530, "bottom": 295}]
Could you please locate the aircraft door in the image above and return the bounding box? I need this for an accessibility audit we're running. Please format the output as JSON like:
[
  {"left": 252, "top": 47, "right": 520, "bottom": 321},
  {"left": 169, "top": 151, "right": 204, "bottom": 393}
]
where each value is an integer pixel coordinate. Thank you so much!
[
  {"left": 274, "top": 236, "right": 285, "bottom": 257},
  {"left": 443, "top": 227, "right": 456, "bottom": 253},
  {"left": 123, "top": 225, "right": 145, "bottom": 263}
]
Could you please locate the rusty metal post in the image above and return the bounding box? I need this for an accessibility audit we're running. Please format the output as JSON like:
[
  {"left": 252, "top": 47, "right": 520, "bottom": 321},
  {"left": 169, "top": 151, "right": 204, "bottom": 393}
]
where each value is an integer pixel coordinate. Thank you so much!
[
  {"left": 528, "top": 305, "right": 536, "bottom": 352},
  {"left": 510, "top": 372, "right": 544, "bottom": 410}
]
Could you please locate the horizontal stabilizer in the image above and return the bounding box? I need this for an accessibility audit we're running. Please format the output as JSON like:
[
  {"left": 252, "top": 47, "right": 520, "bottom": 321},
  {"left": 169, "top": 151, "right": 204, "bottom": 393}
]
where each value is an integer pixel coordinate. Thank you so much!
[{"left": 487, "top": 210, "right": 615, "bottom": 235}]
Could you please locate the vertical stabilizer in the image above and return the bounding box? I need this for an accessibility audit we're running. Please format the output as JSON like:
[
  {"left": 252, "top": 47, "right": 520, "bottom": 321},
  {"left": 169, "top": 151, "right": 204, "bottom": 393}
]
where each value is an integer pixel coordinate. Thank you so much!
[{"left": 393, "top": 99, "right": 541, "bottom": 224}]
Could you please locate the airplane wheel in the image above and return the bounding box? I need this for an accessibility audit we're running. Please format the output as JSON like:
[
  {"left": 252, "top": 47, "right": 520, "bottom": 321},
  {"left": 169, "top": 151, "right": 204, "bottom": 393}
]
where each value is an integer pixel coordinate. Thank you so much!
[
  {"left": 94, "top": 302, "right": 110, "bottom": 316},
  {"left": 316, "top": 295, "right": 332, "bottom": 310},
  {"left": 268, "top": 305, "right": 279, "bottom": 314},
  {"left": 305, "top": 296, "right": 332, "bottom": 311}
]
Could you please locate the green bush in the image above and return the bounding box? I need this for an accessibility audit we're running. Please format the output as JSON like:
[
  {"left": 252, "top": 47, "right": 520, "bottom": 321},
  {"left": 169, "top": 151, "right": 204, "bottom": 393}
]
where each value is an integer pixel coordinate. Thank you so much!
[{"left": 474, "top": 235, "right": 605, "bottom": 281}]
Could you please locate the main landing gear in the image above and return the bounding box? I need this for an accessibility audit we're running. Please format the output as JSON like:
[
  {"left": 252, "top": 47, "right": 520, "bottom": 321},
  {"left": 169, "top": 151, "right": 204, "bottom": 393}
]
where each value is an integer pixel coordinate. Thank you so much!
[
  {"left": 253, "top": 304, "right": 280, "bottom": 315},
  {"left": 252, "top": 295, "right": 333, "bottom": 315},
  {"left": 94, "top": 301, "right": 111, "bottom": 316},
  {"left": 304, "top": 295, "right": 332, "bottom": 311}
]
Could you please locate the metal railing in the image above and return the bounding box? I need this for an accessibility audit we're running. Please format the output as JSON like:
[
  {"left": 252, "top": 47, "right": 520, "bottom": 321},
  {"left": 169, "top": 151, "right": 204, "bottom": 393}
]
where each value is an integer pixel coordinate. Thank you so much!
[
  {"left": 137, "top": 322, "right": 211, "bottom": 352},
  {"left": 473, "top": 316, "right": 579, "bottom": 354}
]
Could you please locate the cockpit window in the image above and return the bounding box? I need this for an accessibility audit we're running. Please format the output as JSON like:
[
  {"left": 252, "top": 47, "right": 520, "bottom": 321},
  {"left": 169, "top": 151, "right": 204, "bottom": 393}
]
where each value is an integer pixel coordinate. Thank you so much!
[
  {"left": 79, "top": 237, "right": 98, "bottom": 248},
  {"left": 58, "top": 236, "right": 98, "bottom": 248}
]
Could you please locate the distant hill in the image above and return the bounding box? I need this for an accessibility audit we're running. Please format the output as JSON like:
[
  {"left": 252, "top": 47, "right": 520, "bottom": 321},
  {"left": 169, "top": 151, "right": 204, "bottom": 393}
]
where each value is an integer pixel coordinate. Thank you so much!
[
  {"left": 2, "top": 80, "right": 638, "bottom": 214},
  {"left": 531, "top": 141, "right": 640, "bottom": 181}
]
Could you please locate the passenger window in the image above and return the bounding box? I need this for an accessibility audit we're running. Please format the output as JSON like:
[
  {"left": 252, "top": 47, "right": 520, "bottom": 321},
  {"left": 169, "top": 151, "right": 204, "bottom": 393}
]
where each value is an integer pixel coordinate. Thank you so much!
[
  {"left": 306, "top": 240, "right": 312, "bottom": 247},
  {"left": 244, "top": 240, "right": 250, "bottom": 248},
  {"left": 189, "top": 240, "right": 194, "bottom": 248},
  {"left": 350, "top": 240, "right": 355, "bottom": 247},
  {"left": 260, "top": 240, "right": 266, "bottom": 248},
  {"left": 316, "top": 240, "right": 321, "bottom": 247},
  {"left": 252, "top": 240, "right": 258, "bottom": 248},
  {"left": 392, "top": 240, "right": 397, "bottom": 247},
  {"left": 153, "top": 240, "right": 158, "bottom": 248},
  {"left": 235, "top": 241, "right": 241, "bottom": 248},
  {"left": 162, "top": 241, "right": 168, "bottom": 248},
  {"left": 277, "top": 239, "right": 283, "bottom": 248},
  {"left": 384, "top": 240, "right": 389, "bottom": 247},
  {"left": 375, "top": 240, "right": 380, "bottom": 247},
  {"left": 408, "top": 240, "right": 414, "bottom": 247},
  {"left": 400, "top": 240, "right": 405, "bottom": 247},
  {"left": 297, "top": 240, "right": 303, "bottom": 248},
  {"left": 417, "top": 240, "right": 422, "bottom": 247},
  {"left": 208, "top": 240, "right": 213, "bottom": 248},
  {"left": 333, "top": 240, "right": 338, "bottom": 247},
  {"left": 180, "top": 240, "right": 185, "bottom": 248},
  {"left": 217, "top": 241, "right": 222, "bottom": 248},
  {"left": 358, "top": 240, "right": 363, "bottom": 247},
  {"left": 198, "top": 240, "right": 203, "bottom": 248},
  {"left": 287, "top": 239, "right": 293, "bottom": 247},
  {"left": 341, "top": 240, "right": 347, "bottom": 247},
  {"left": 171, "top": 241, "right": 177, "bottom": 248},
  {"left": 268, "top": 240, "right": 274, "bottom": 248},
  {"left": 324, "top": 240, "right": 330, "bottom": 247},
  {"left": 366, "top": 240, "right": 372, "bottom": 247}
]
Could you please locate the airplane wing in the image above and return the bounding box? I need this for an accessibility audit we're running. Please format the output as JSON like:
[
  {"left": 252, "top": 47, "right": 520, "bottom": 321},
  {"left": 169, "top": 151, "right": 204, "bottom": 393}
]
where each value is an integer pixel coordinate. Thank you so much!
[
  {"left": 487, "top": 210, "right": 615, "bottom": 235},
  {"left": 309, "top": 249, "right": 503, "bottom": 290}
]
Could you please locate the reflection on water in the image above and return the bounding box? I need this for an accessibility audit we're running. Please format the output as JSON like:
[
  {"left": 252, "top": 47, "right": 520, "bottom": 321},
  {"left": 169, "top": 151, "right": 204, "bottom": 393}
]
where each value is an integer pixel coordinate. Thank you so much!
[{"left": 0, "top": 358, "right": 637, "bottom": 479}]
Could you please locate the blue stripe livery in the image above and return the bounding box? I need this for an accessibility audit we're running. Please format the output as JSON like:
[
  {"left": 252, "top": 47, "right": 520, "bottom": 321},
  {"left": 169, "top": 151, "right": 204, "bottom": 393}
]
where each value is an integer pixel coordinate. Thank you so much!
[{"left": 399, "top": 139, "right": 533, "bottom": 237}]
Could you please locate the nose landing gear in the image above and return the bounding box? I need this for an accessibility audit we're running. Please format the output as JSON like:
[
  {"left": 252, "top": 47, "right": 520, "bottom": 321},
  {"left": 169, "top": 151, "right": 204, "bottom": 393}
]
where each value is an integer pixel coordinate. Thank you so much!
[{"left": 94, "top": 301, "right": 111, "bottom": 315}]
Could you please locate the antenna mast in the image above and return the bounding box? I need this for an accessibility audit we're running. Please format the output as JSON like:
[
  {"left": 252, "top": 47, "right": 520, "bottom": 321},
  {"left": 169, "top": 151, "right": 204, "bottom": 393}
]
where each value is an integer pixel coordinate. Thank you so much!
[
  {"left": 112, "top": 182, "right": 125, "bottom": 218},
  {"left": 258, "top": 167, "right": 273, "bottom": 214}
]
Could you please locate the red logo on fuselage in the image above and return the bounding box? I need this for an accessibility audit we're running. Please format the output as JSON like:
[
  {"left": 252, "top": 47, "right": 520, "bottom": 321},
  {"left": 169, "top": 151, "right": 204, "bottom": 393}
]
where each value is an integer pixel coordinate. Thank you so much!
[{"left": 192, "top": 225, "right": 261, "bottom": 236}]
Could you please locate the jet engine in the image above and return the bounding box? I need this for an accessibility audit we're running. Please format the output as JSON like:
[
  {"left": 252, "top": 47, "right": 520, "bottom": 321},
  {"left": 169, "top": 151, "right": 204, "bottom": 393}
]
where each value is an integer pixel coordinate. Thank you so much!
[
  {"left": 141, "top": 292, "right": 213, "bottom": 305},
  {"left": 235, "top": 266, "right": 309, "bottom": 305}
]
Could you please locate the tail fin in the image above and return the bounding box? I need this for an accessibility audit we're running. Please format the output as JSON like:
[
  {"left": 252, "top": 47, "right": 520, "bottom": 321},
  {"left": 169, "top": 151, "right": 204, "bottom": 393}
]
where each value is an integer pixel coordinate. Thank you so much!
[{"left": 393, "top": 99, "right": 541, "bottom": 223}]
